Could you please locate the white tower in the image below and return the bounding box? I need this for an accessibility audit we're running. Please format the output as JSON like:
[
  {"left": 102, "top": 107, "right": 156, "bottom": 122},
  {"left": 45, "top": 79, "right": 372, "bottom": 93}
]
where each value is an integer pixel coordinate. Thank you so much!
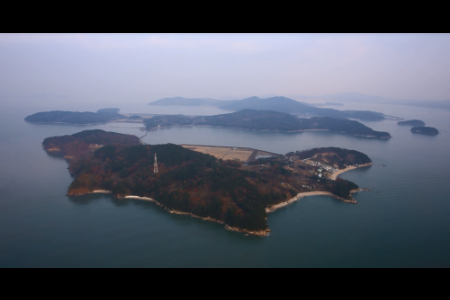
[{"left": 154, "top": 153, "right": 159, "bottom": 174}]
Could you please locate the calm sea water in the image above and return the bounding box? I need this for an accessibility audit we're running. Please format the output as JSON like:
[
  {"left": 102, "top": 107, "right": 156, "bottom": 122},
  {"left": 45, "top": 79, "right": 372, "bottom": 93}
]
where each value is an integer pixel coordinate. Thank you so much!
[{"left": 0, "top": 103, "right": 449, "bottom": 267}]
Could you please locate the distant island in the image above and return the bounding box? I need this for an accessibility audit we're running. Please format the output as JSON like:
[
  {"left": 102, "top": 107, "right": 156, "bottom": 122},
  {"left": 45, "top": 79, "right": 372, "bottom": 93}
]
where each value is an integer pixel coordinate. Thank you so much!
[
  {"left": 411, "top": 126, "right": 439, "bottom": 135},
  {"left": 25, "top": 108, "right": 133, "bottom": 125},
  {"left": 144, "top": 109, "right": 391, "bottom": 139},
  {"left": 43, "top": 130, "right": 373, "bottom": 236},
  {"left": 398, "top": 120, "right": 426, "bottom": 127},
  {"left": 149, "top": 96, "right": 388, "bottom": 121}
]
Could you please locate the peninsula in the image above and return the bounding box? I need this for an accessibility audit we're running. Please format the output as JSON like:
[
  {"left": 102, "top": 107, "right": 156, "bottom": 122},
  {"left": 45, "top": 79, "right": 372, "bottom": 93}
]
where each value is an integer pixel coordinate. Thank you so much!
[
  {"left": 144, "top": 109, "right": 391, "bottom": 139},
  {"left": 43, "top": 130, "right": 373, "bottom": 236}
]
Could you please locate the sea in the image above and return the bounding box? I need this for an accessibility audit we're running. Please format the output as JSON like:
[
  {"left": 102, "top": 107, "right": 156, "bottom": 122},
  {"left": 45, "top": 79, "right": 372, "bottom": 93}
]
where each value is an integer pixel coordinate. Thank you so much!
[{"left": 0, "top": 101, "right": 449, "bottom": 268}]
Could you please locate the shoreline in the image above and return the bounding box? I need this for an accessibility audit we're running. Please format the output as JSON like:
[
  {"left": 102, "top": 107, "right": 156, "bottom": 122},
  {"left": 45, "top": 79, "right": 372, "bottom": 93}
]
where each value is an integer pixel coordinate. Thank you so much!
[
  {"left": 73, "top": 192, "right": 269, "bottom": 237},
  {"left": 81, "top": 189, "right": 366, "bottom": 235},
  {"left": 266, "top": 191, "right": 357, "bottom": 213},
  {"left": 330, "top": 163, "right": 373, "bottom": 180}
]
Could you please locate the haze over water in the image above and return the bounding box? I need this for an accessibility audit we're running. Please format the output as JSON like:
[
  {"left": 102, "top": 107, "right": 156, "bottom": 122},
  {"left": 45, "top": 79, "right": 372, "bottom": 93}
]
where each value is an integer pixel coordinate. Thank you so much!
[{"left": 0, "top": 102, "right": 449, "bottom": 267}]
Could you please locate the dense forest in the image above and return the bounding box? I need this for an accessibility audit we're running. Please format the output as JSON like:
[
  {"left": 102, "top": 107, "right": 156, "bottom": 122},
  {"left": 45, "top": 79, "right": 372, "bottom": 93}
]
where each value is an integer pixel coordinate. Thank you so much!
[
  {"left": 411, "top": 127, "right": 439, "bottom": 135},
  {"left": 43, "top": 130, "right": 368, "bottom": 234},
  {"left": 25, "top": 109, "right": 125, "bottom": 125},
  {"left": 144, "top": 110, "right": 391, "bottom": 139},
  {"left": 398, "top": 120, "right": 426, "bottom": 127},
  {"left": 43, "top": 130, "right": 141, "bottom": 158}
]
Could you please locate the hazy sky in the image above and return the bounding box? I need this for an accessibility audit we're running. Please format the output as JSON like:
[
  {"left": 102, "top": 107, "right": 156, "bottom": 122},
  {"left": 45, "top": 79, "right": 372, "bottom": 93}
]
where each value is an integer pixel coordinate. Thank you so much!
[{"left": 1, "top": 33, "right": 450, "bottom": 108}]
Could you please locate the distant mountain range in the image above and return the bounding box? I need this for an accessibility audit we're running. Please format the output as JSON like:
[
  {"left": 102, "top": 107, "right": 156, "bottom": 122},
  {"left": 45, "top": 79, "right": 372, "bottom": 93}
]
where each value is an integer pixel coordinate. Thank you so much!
[
  {"left": 149, "top": 96, "right": 386, "bottom": 121},
  {"left": 291, "top": 92, "right": 450, "bottom": 111},
  {"left": 149, "top": 97, "right": 237, "bottom": 107}
]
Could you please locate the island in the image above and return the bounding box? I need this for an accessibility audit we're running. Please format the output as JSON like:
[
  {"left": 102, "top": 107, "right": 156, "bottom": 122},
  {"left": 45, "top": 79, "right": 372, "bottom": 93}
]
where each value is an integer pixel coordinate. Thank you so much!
[
  {"left": 149, "top": 96, "right": 388, "bottom": 121},
  {"left": 411, "top": 126, "right": 439, "bottom": 135},
  {"left": 398, "top": 120, "right": 426, "bottom": 127},
  {"left": 25, "top": 108, "right": 127, "bottom": 125},
  {"left": 43, "top": 130, "right": 373, "bottom": 237},
  {"left": 144, "top": 109, "right": 391, "bottom": 139}
]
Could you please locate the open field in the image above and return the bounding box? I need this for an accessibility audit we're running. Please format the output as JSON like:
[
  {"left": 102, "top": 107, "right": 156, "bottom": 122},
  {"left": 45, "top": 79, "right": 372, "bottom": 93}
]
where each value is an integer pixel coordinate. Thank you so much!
[
  {"left": 183, "top": 146, "right": 211, "bottom": 153},
  {"left": 222, "top": 150, "right": 253, "bottom": 162},
  {"left": 182, "top": 145, "right": 261, "bottom": 162},
  {"left": 182, "top": 144, "right": 282, "bottom": 162},
  {"left": 203, "top": 147, "right": 232, "bottom": 159}
]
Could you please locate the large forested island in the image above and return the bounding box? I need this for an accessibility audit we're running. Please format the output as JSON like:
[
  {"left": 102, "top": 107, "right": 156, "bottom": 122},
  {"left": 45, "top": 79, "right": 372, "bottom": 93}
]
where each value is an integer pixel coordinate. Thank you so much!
[
  {"left": 144, "top": 109, "right": 391, "bottom": 139},
  {"left": 411, "top": 126, "right": 439, "bottom": 135},
  {"left": 149, "top": 96, "right": 387, "bottom": 121},
  {"left": 43, "top": 130, "right": 373, "bottom": 236},
  {"left": 25, "top": 108, "right": 128, "bottom": 125}
]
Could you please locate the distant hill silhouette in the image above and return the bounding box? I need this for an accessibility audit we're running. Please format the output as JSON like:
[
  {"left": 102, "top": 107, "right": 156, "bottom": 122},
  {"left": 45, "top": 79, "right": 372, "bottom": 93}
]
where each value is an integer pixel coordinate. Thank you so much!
[
  {"left": 148, "top": 97, "right": 237, "bottom": 107},
  {"left": 149, "top": 96, "right": 386, "bottom": 121}
]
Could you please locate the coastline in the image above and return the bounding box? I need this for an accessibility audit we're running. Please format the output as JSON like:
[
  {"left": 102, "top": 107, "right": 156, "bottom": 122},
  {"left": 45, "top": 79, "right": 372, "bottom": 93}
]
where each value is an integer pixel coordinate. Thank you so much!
[
  {"left": 266, "top": 191, "right": 358, "bottom": 213},
  {"left": 330, "top": 163, "right": 373, "bottom": 180},
  {"left": 71, "top": 192, "right": 269, "bottom": 237}
]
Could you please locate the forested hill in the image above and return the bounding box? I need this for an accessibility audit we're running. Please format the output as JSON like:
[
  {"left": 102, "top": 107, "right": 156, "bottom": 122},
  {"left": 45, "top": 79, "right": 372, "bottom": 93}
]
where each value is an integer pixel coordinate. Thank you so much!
[
  {"left": 144, "top": 110, "right": 391, "bottom": 139},
  {"left": 43, "top": 130, "right": 141, "bottom": 158},
  {"left": 25, "top": 109, "right": 126, "bottom": 125}
]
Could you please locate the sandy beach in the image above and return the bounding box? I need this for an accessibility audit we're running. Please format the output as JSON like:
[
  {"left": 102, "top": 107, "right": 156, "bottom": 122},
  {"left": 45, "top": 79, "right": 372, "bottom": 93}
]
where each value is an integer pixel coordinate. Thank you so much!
[
  {"left": 330, "top": 163, "right": 373, "bottom": 180},
  {"left": 266, "top": 191, "right": 336, "bottom": 213}
]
